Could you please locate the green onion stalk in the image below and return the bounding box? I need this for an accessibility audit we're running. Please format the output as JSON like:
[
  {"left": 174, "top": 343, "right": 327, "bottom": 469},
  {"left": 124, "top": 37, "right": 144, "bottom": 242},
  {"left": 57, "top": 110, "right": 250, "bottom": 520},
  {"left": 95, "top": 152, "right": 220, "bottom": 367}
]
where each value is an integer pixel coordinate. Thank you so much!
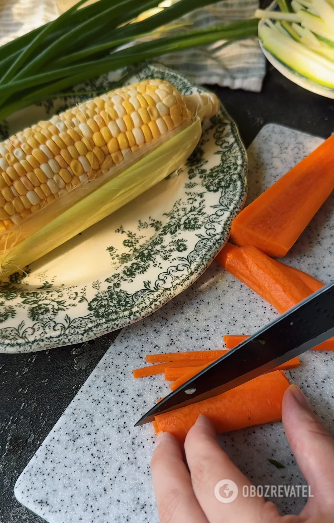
[{"left": 0, "top": 0, "right": 258, "bottom": 122}]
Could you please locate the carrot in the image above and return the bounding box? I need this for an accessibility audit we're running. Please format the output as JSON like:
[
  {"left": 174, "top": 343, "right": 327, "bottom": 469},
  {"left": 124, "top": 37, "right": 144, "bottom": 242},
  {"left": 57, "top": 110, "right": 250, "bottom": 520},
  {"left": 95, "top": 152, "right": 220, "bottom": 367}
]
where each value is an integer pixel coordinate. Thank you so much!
[
  {"left": 132, "top": 359, "right": 215, "bottom": 378},
  {"left": 224, "top": 335, "right": 249, "bottom": 348},
  {"left": 230, "top": 134, "right": 334, "bottom": 257},
  {"left": 224, "top": 334, "right": 334, "bottom": 351},
  {"left": 169, "top": 358, "right": 300, "bottom": 391},
  {"left": 216, "top": 243, "right": 324, "bottom": 314},
  {"left": 146, "top": 350, "right": 227, "bottom": 363},
  {"left": 154, "top": 370, "right": 290, "bottom": 442}
]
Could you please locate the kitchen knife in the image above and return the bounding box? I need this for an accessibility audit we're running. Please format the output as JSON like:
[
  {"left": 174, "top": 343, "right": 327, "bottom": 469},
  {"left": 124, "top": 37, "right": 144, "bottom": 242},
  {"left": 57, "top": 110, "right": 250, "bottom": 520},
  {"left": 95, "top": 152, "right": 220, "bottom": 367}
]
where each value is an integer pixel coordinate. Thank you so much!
[{"left": 136, "top": 281, "right": 334, "bottom": 426}]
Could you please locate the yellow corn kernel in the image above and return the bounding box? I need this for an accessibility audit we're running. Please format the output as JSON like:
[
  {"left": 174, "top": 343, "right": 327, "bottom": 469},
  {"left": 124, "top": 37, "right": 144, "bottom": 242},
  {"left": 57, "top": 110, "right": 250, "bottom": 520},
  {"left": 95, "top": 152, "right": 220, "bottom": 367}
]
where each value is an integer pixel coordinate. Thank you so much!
[
  {"left": 59, "top": 168, "right": 72, "bottom": 184},
  {"left": 86, "top": 152, "right": 99, "bottom": 170},
  {"left": 93, "top": 146, "right": 105, "bottom": 164},
  {"left": 14, "top": 179, "right": 27, "bottom": 195},
  {"left": 74, "top": 141, "right": 88, "bottom": 156},
  {"left": 112, "top": 151, "right": 123, "bottom": 164},
  {"left": 35, "top": 132, "right": 47, "bottom": 145},
  {"left": 21, "top": 195, "right": 32, "bottom": 209},
  {"left": 5, "top": 153, "right": 15, "bottom": 166},
  {"left": 67, "top": 145, "right": 79, "bottom": 159},
  {"left": 0, "top": 175, "right": 7, "bottom": 189},
  {"left": 107, "top": 137, "right": 119, "bottom": 154},
  {"left": 100, "top": 110, "right": 110, "bottom": 126},
  {"left": 76, "top": 112, "right": 87, "bottom": 124},
  {"left": 40, "top": 183, "right": 51, "bottom": 196},
  {"left": 21, "top": 176, "right": 34, "bottom": 191},
  {"left": 137, "top": 94, "right": 148, "bottom": 108},
  {"left": 68, "top": 129, "right": 81, "bottom": 142},
  {"left": 163, "top": 115, "right": 174, "bottom": 131},
  {"left": 13, "top": 197, "right": 24, "bottom": 213},
  {"left": 94, "top": 115, "right": 105, "bottom": 129},
  {"left": 171, "top": 114, "right": 182, "bottom": 127},
  {"left": 123, "top": 115, "right": 134, "bottom": 131},
  {"left": 52, "top": 135, "right": 67, "bottom": 149},
  {"left": 142, "top": 93, "right": 155, "bottom": 107},
  {"left": 4, "top": 201, "right": 14, "bottom": 215},
  {"left": 82, "top": 137, "right": 94, "bottom": 151},
  {"left": 26, "top": 155, "right": 40, "bottom": 170},
  {"left": 55, "top": 155, "right": 68, "bottom": 169},
  {"left": 46, "top": 139, "right": 60, "bottom": 156},
  {"left": 100, "top": 127, "right": 111, "bottom": 144},
  {"left": 122, "top": 100, "right": 135, "bottom": 114},
  {"left": 31, "top": 148, "right": 48, "bottom": 164},
  {"left": 71, "top": 176, "right": 81, "bottom": 187},
  {"left": 6, "top": 167, "right": 19, "bottom": 181},
  {"left": 48, "top": 125, "right": 59, "bottom": 136},
  {"left": 101, "top": 156, "right": 114, "bottom": 171},
  {"left": 87, "top": 119, "right": 100, "bottom": 133},
  {"left": 60, "top": 149, "right": 72, "bottom": 165},
  {"left": 20, "top": 160, "right": 32, "bottom": 173},
  {"left": 34, "top": 169, "right": 47, "bottom": 184},
  {"left": 21, "top": 143, "right": 32, "bottom": 155},
  {"left": 34, "top": 187, "right": 45, "bottom": 200},
  {"left": 169, "top": 105, "right": 182, "bottom": 116},
  {"left": 105, "top": 104, "right": 118, "bottom": 120},
  {"left": 147, "top": 106, "right": 159, "bottom": 121},
  {"left": 117, "top": 133, "right": 129, "bottom": 150},
  {"left": 148, "top": 121, "right": 160, "bottom": 139},
  {"left": 2, "top": 172, "right": 12, "bottom": 186},
  {"left": 59, "top": 132, "right": 74, "bottom": 147},
  {"left": 92, "top": 132, "right": 106, "bottom": 147},
  {"left": 126, "top": 131, "right": 135, "bottom": 148},
  {"left": 0, "top": 208, "right": 9, "bottom": 220},
  {"left": 141, "top": 124, "right": 153, "bottom": 143},
  {"left": 70, "top": 159, "right": 83, "bottom": 177},
  {"left": 26, "top": 172, "right": 40, "bottom": 186}
]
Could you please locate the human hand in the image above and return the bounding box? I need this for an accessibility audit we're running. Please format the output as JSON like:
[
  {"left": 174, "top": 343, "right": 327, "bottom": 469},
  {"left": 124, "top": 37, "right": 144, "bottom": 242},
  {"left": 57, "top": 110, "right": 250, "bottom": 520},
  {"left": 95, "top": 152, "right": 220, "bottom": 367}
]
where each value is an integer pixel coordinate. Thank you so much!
[{"left": 151, "top": 384, "right": 334, "bottom": 522}]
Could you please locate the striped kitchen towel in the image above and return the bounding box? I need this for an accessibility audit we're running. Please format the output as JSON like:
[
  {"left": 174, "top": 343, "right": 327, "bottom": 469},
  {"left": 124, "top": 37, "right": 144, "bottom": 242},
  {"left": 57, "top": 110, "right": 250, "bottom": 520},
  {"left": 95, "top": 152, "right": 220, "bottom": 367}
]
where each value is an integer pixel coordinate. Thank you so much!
[{"left": 0, "top": 0, "right": 265, "bottom": 92}]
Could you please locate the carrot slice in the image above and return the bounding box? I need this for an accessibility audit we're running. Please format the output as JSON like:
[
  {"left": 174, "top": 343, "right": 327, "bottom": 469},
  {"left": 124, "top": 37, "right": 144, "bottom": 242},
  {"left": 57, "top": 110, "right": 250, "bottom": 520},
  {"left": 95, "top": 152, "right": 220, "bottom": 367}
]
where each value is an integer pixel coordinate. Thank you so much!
[
  {"left": 224, "top": 335, "right": 249, "bottom": 348},
  {"left": 230, "top": 134, "right": 334, "bottom": 257},
  {"left": 224, "top": 335, "right": 334, "bottom": 351},
  {"left": 169, "top": 358, "right": 300, "bottom": 391},
  {"left": 132, "top": 359, "right": 215, "bottom": 378},
  {"left": 216, "top": 243, "right": 324, "bottom": 314},
  {"left": 154, "top": 370, "right": 290, "bottom": 443},
  {"left": 146, "top": 350, "right": 227, "bottom": 363}
]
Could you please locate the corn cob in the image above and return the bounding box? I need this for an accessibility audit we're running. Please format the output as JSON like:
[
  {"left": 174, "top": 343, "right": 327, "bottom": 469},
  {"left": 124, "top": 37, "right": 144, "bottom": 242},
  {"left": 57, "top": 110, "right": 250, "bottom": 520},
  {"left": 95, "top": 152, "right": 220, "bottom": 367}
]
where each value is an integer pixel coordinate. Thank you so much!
[{"left": 0, "top": 79, "right": 219, "bottom": 276}]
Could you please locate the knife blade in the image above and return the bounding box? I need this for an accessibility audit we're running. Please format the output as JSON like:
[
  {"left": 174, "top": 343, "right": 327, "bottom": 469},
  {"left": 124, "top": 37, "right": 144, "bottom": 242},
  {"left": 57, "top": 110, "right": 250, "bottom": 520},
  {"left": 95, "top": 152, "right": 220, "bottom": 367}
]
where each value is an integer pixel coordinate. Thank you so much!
[{"left": 136, "top": 281, "right": 334, "bottom": 426}]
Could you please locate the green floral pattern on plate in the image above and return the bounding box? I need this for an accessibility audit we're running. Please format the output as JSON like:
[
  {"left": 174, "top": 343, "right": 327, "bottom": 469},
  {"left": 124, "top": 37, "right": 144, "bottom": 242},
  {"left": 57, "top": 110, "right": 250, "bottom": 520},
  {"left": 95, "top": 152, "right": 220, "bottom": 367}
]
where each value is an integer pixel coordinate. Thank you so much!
[{"left": 0, "top": 63, "right": 247, "bottom": 353}]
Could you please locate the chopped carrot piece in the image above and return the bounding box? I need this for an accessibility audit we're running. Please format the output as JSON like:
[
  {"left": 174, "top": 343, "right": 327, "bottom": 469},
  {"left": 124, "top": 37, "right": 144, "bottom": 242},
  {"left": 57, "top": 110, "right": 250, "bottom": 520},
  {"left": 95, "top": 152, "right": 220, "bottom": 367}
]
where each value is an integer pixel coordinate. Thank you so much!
[
  {"left": 216, "top": 243, "right": 324, "bottom": 314},
  {"left": 132, "top": 359, "right": 215, "bottom": 378},
  {"left": 146, "top": 350, "right": 227, "bottom": 363},
  {"left": 154, "top": 370, "right": 290, "bottom": 443},
  {"left": 223, "top": 334, "right": 249, "bottom": 348},
  {"left": 230, "top": 134, "right": 334, "bottom": 257},
  {"left": 312, "top": 339, "right": 334, "bottom": 351}
]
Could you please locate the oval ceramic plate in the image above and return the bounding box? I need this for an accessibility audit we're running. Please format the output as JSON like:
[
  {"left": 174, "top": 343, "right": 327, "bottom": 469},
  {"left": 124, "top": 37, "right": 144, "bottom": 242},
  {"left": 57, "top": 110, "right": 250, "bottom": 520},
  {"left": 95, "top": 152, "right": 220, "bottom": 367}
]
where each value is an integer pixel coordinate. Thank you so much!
[
  {"left": 0, "top": 63, "right": 247, "bottom": 353},
  {"left": 259, "top": 2, "right": 334, "bottom": 100}
]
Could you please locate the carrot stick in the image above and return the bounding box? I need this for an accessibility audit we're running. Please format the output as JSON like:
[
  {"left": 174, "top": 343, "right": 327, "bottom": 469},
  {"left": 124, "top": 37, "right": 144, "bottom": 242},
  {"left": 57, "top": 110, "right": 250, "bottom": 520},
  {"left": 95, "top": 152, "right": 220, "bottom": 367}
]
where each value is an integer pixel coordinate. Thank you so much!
[
  {"left": 169, "top": 358, "right": 300, "bottom": 391},
  {"left": 132, "top": 359, "right": 215, "bottom": 378},
  {"left": 154, "top": 370, "right": 290, "bottom": 442},
  {"left": 146, "top": 350, "right": 228, "bottom": 363},
  {"left": 230, "top": 134, "right": 334, "bottom": 257},
  {"left": 224, "top": 335, "right": 334, "bottom": 351},
  {"left": 224, "top": 335, "right": 249, "bottom": 348},
  {"left": 216, "top": 243, "right": 324, "bottom": 314}
]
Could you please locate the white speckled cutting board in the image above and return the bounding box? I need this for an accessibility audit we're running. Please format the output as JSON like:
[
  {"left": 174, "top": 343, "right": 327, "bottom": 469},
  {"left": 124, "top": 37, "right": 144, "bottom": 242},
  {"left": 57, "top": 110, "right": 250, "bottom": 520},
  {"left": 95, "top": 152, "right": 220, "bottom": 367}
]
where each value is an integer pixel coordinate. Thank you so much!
[{"left": 14, "top": 124, "right": 334, "bottom": 522}]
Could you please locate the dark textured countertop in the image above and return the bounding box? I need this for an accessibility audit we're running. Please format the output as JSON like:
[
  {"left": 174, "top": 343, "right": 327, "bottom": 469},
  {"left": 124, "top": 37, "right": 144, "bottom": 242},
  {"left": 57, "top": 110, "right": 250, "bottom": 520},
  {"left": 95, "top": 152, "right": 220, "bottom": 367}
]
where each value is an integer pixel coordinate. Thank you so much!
[{"left": 0, "top": 65, "right": 333, "bottom": 523}]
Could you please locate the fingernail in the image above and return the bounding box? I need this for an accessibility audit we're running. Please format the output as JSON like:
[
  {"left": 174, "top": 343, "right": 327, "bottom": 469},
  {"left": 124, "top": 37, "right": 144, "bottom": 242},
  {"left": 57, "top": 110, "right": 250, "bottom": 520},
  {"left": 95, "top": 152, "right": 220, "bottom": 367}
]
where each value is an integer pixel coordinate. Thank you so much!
[
  {"left": 289, "top": 384, "right": 310, "bottom": 409},
  {"left": 154, "top": 431, "right": 164, "bottom": 450}
]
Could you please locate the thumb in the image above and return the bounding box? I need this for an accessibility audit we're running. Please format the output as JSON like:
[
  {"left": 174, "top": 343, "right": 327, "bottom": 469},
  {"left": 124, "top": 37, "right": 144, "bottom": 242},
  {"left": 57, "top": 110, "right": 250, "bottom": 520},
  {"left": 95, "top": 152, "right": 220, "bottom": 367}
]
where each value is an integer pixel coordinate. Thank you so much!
[{"left": 282, "top": 384, "right": 334, "bottom": 516}]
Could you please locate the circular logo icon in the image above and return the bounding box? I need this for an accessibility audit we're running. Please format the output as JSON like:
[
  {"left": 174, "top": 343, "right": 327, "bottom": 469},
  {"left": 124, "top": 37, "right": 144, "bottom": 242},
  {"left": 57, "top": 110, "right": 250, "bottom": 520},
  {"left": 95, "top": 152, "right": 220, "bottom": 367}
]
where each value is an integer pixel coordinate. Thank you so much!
[{"left": 214, "top": 479, "right": 238, "bottom": 504}]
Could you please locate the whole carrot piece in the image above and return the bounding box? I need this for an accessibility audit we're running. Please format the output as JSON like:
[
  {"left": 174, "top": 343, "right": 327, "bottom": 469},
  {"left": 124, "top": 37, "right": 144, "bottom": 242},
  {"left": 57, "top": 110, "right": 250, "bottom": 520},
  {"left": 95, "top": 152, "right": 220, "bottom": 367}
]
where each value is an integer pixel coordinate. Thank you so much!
[
  {"left": 230, "top": 134, "right": 334, "bottom": 257},
  {"left": 154, "top": 370, "right": 290, "bottom": 442},
  {"left": 216, "top": 243, "right": 324, "bottom": 314}
]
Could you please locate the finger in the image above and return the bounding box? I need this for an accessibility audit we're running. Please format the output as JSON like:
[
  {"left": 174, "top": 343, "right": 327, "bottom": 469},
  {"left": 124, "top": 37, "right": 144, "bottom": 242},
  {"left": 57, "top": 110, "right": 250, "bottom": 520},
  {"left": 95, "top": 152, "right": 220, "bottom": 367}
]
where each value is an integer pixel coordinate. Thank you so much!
[
  {"left": 283, "top": 385, "right": 334, "bottom": 515},
  {"left": 184, "top": 416, "right": 279, "bottom": 523},
  {"left": 151, "top": 431, "right": 208, "bottom": 523}
]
